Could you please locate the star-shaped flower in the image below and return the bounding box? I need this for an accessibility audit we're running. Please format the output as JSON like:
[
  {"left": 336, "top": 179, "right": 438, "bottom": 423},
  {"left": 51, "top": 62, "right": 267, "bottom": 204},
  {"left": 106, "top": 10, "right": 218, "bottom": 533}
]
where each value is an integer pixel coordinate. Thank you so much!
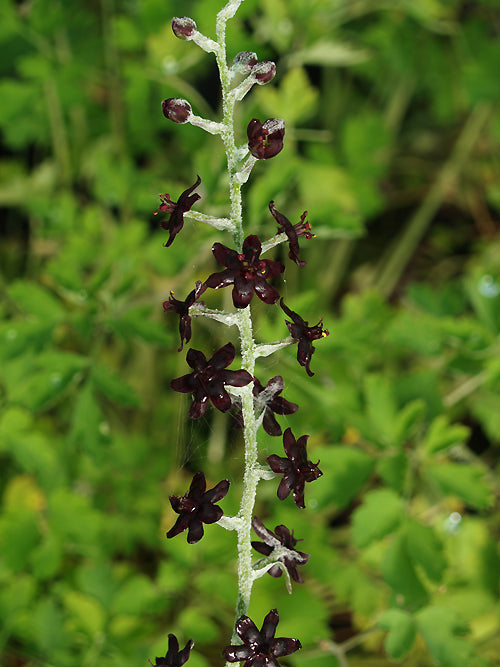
[
  {"left": 252, "top": 517, "right": 310, "bottom": 585},
  {"left": 234, "top": 376, "right": 298, "bottom": 436},
  {"left": 223, "top": 609, "right": 301, "bottom": 667},
  {"left": 204, "top": 235, "right": 284, "bottom": 309},
  {"left": 149, "top": 634, "right": 194, "bottom": 667},
  {"left": 153, "top": 175, "right": 201, "bottom": 247},
  {"left": 171, "top": 342, "right": 253, "bottom": 419},
  {"left": 269, "top": 201, "right": 314, "bottom": 267},
  {"left": 266, "top": 427, "right": 322, "bottom": 509},
  {"left": 247, "top": 118, "right": 285, "bottom": 160},
  {"left": 167, "top": 471, "right": 229, "bottom": 544},
  {"left": 163, "top": 280, "right": 205, "bottom": 352},
  {"left": 280, "top": 298, "right": 329, "bottom": 377}
]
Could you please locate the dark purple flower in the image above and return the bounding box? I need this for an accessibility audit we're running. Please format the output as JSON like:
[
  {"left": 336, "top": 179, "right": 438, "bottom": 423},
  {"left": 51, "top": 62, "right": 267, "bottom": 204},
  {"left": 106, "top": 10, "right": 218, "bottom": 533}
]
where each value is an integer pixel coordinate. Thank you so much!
[
  {"left": 233, "top": 51, "right": 258, "bottom": 71},
  {"left": 252, "top": 61, "right": 276, "bottom": 84},
  {"left": 171, "top": 342, "right": 253, "bottom": 419},
  {"left": 172, "top": 17, "right": 197, "bottom": 39},
  {"left": 247, "top": 118, "right": 285, "bottom": 160},
  {"left": 167, "top": 471, "right": 229, "bottom": 544},
  {"left": 204, "top": 235, "right": 284, "bottom": 309},
  {"left": 235, "top": 376, "right": 298, "bottom": 436},
  {"left": 269, "top": 201, "right": 314, "bottom": 267},
  {"left": 266, "top": 427, "right": 322, "bottom": 509},
  {"left": 149, "top": 634, "right": 194, "bottom": 667},
  {"left": 153, "top": 175, "right": 201, "bottom": 247},
  {"left": 163, "top": 281, "right": 205, "bottom": 352},
  {"left": 280, "top": 298, "right": 329, "bottom": 377},
  {"left": 223, "top": 609, "right": 301, "bottom": 667},
  {"left": 252, "top": 517, "right": 310, "bottom": 584},
  {"left": 162, "top": 98, "right": 192, "bottom": 124}
]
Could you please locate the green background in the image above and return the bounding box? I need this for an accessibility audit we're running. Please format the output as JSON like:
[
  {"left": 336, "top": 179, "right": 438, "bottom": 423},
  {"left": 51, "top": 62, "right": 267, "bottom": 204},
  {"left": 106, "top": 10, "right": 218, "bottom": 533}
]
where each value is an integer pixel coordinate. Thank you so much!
[{"left": 0, "top": 0, "right": 499, "bottom": 665}]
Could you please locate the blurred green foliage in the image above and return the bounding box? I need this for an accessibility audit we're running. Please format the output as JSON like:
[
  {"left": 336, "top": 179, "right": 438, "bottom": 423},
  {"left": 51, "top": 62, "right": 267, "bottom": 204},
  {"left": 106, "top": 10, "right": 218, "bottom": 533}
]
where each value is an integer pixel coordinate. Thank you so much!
[{"left": 0, "top": 0, "right": 499, "bottom": 666}]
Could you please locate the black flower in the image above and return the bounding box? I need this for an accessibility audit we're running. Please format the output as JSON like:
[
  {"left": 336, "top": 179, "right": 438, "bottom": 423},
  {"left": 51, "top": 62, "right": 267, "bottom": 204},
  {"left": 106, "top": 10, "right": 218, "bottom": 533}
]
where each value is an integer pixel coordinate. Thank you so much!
[
  {"left": 162, "top": 98, "right": 192, "bottom": 124},
  {"left": 247, "top": 118, "right": 285, "bottom": 159},
  {"left": 223, "top": 609, "right": 301, "bottom": 667},
  {"left": 150, "top": 634, "right": 194, "bottom": 667},
  {"left": 172, "top": 17, "right": 197, "bottom": 39},
  {"left": 235, "top": 376, "right": 298, "bottom": 436},
  {"left": 204, "top": 235, "right": 284, "bottom": 309},
  {"left": 269, "top": 201, "right": 314, "bottom": 267},
  {"left": 153, "top": 175, "right": 201, "bottom": 247},
  {"left": 266, "top": 427, "right": 322, "bottom": 509},
  {"left": 171, "top": 342, "right": 253, "bottom": 419},
  {"left": 280, "top": 298, "right": 329, "bottom": 377},
  {"left": 167, "top": 471, "right": 229, "bottom": 544},
  {"left": 163, "top": 281, "right": 205, "bottom": 352},
  {"left": 252, "top": 517, "right": 310, "bottom": 584}
]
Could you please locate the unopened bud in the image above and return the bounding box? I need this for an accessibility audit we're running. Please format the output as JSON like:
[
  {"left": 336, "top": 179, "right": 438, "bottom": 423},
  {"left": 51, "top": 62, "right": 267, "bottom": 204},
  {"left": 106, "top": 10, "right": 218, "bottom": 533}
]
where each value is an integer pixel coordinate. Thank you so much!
[
  {"left": 172, "top": 17, "right": 197, "bottom": 39},
  {"left": 162, "top": 98, "right": 192, "bottom": 124},
  {"left": 233, "top": 51, "right": 258, "bottom": 71},
  {"left": 252, "top": 61, "right": 276, "bottom": 84}
]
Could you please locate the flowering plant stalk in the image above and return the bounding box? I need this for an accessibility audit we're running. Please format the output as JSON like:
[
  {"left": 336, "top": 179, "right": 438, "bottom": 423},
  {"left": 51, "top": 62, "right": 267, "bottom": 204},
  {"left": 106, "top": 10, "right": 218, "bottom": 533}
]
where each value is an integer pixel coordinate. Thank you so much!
[{"left": 151, "top": 2, "right": 328, "bottom": 665}]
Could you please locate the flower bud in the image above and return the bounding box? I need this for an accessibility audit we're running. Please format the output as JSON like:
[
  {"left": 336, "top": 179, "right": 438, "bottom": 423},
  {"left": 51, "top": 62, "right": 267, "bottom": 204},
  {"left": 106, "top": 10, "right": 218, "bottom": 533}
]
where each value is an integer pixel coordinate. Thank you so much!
[
  {"left": 162, "top": 98, "right": 192, "bottom": 124},
  {"left": 172, "top": 17, "right": 197, "bottom": 39},
  {"left": 247, "top": 118, "right": 285, "bottom": 159},
  {"left": 252, "top": 61, "right": 276, "bottom": 84},
  {"left": 233, "top": 51, "right": 258, "bottom": 72}
]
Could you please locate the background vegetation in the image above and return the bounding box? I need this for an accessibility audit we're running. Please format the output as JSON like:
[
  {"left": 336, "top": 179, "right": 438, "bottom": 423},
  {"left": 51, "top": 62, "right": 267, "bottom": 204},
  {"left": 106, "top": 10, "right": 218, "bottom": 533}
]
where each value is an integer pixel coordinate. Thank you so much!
[{"left": 0, "top": 0, "right": 499, "bottom": 665}]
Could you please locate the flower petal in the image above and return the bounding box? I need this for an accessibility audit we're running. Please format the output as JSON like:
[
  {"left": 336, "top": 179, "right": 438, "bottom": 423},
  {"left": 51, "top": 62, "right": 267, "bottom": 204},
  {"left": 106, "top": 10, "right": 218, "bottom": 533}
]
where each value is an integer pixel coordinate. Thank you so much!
[
  {"left": 223, "top": 645, "right": 253, "bottom": 662},
  {"left": 261, "top": 609, "right": 279, "bottom": 641},
  {"left": 170, "top": 373, "right": 197, "bottom": 393},
  {"left": 187, "top": 471, "right": 206, "bottom": 498},
  {"left": 203, "top": 478, "right": 230, "bottom": 504},
  {"left": 253, "top": 276, "right": 280, "bottom": 305},
  {"left": 266, "top": 454, "right": 290, "bottom": 474},
  {"left": 222, "top": 369, "right": 253, "bottom": 387},
  {"left": 209, "top": 342, "right": 235, "bottom": 370},
  {"left": 235, "top": 616, "right": 261, "bottom": 645},
  {"left": 187, "top": 518, "right": 204, "bottom": 544},
  {"left": 272, "top": 637, "right": 301, "bottom": 658},
  {"left": 189, "top": 393, "right": 210, "bottom": 419}
]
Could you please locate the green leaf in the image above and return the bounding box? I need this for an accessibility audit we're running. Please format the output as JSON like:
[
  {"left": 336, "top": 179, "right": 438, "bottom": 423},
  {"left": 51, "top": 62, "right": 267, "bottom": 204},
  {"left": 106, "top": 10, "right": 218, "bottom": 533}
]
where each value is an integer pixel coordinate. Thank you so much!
[
  {"left": 393, "top": 399, "right": 426, "bottom": 445},
  {"left": 34, "top": 598, "right": 67, "bottom": 653},
  {"left": 404, "top": 519, "right": 446, "bottom": 583},
  {"left": 417, "top": 606, "right": 479, "bottom": 667},
  {"left": 364, "top": 374, "right": 397, "bottom": 446},
  {"left": 6, "top": 350, "right": 88, "bottom": 411},
  {"left": 422, "top": 416, "right": 470, "bottom": 455},
  {"left": 256, "top": 67, "right": 318, "bottom": 125},
  {"left": 352, "top": 489, "right": 403, "bottom": 548},
  {"left": 7, "top": 280, "right": 65, "bottom": 320},
  {"left": 311, "top": 446, "right": 374, "bottom": 510},
  {"left": 427, "top": 463, "right": 493, "bottom": 510},
  {"left": 288, "top": 40, "right": 370, "bottom": 67},
  {"left": 91, "top": 363, "right": 141, "bottom": 408},
  {"left": 111, "top": 575, "right": 157, "bottom": 615},
  {"left": 0, "top": 320, "right": 55, "bottom": 361},
  {"left": 30, "top": 532, "right": 63, "bottom": 581},
  {"left": 76, "top": 561, "right": 117, "bottom": 608},
  {"left": 108, "top": 307, "right": 170, "bottom": 344},
  {"left": 377, "top": 450, "right": 408, "bottom": 493},
  {"left": 70, "top": 381, "right": 109, "bottom": 456},
  {"left": 378, "top": 608, "right": 417, "bottom": 659},
  {"left": 382, "top": 532, "right": 428, "bottom": 608},
  {"left": 63, "top": 590, "right": 106, "bottom": 636},
  {"left": 0, "top": 509, "right": 40, "bottom": 572}
]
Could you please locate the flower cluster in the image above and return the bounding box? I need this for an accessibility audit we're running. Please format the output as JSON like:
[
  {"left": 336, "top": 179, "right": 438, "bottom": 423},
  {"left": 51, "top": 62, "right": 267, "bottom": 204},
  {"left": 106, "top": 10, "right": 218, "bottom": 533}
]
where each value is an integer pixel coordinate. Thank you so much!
[{"left": 156, "top": 7, "right": 331, "bottom": 667}]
